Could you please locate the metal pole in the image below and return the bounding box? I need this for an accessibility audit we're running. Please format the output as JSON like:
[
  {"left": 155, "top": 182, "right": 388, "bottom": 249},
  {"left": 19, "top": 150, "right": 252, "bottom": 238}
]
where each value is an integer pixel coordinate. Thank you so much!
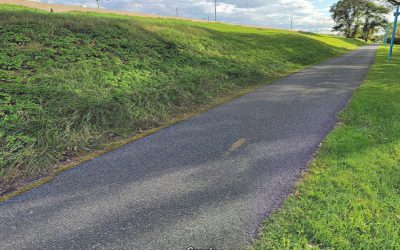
[
  {"left": 389, "top": 5, "right": 399, "bottom": 63},
  {"left": 215, "top": 0, "right": 217, "bottom": 21},
  {"left": 290, "top": 6, "right": 301, "bottom": 30},
  {"left": 176, "top": 7, "right": 178, "bottom": 17},
  {"left": 290, "top": 13, "right": 293, "bottom": 30},
  {"left": 384, "top": 22, "right": 389, "bottom": 46}
]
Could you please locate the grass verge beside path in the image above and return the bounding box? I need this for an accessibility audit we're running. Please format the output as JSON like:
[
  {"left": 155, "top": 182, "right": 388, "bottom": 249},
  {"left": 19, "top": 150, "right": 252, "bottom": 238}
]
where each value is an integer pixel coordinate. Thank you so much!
[
  {"left": 252, "top": 46, "right": 400, "bottom": 249},
  {"left": 0, "top": 5, "right": 364, "bottom": 194}
]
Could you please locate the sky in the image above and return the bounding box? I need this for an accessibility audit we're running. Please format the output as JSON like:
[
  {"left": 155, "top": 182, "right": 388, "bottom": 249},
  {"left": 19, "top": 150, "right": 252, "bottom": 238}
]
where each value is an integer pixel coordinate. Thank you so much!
[{"left": 36, "top": 0, "right": 340, "bottom": 33}]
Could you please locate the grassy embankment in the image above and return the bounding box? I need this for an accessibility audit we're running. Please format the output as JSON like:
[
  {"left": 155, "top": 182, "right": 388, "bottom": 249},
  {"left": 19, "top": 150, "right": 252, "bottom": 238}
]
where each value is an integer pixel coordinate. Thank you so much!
[
  {"left": 0, "top": 5, "right": 364, "bottom": 192},
  {"left": 252, "top": 46, "right": 400, "bottom": 249}
]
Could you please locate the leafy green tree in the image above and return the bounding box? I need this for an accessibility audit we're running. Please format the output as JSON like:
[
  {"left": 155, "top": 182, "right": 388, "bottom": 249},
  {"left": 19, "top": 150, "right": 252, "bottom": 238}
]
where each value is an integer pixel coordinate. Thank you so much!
[
  {"left": 330, "top": 0, "right": 389, "bottom": 40},
  {"left": 330, "top": 0, "right": 366, "bottom": 38},
  {"left": 360, "top": 1, "right": 389, "bottom": 41}
]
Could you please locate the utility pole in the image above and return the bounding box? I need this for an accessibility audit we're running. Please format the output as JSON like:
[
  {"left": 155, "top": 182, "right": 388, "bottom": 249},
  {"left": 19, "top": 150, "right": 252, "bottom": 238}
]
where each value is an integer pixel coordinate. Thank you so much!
[
  {"left": 176, "top": 7, "right": 179, "bottom": 17},
  {"left": 215, "top": 0, "right": 217, "bottom": 21},
  {"left": 96, "top": 0, "right": 99, "bottom": 9}
]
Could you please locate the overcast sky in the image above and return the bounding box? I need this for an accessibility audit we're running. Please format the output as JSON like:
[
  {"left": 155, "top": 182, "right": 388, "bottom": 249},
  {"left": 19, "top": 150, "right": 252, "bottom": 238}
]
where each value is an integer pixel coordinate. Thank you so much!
[{"left": 37, "top": 0, "right": 339, "bottom": 32}]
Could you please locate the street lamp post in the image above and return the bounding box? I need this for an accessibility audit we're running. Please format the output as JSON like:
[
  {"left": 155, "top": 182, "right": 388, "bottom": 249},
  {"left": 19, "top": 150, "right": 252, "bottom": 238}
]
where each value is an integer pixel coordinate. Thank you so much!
[
  {"left": 215, "top": 0, "right": 217, "bottom": 21},
  {"left": 290, "top": 13, "right": 293, "bottom": 29},
  {"left": 387, "top": 0, "right": 400, "bottom": 62},
  {"left": 290, "top": 6, "right": 302, "bottom": 30},
  {"left": 383, "top": 22, "right": 389, "bottom": 46},
  {"left": 389, "top": 5, "right": 400, "bottom": 62}
]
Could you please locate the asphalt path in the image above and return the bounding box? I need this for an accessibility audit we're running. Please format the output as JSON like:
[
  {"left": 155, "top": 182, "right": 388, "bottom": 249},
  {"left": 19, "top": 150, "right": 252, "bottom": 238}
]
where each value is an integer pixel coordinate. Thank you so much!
[{"left": 0, "top": 45, "right": 378, "bottom": 250}]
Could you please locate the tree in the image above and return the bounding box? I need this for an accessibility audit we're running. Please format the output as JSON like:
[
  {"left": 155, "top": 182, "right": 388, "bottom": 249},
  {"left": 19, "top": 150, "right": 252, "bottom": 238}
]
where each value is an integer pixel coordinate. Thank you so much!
[
  {"left": 330, "top": 0, "right": 389, "bottom": 40},
  {"left": 330, "top": 0, "right": 366, "bottom": 38},
  {"left": 360, "top": 2, "right": 389, "bottom": 41}
]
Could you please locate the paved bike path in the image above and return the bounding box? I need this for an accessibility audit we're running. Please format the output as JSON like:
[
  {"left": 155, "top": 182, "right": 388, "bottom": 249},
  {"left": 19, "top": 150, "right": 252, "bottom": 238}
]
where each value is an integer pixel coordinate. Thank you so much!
[{"left": 0, "top": 45, "right": 377, "bottom": 250}]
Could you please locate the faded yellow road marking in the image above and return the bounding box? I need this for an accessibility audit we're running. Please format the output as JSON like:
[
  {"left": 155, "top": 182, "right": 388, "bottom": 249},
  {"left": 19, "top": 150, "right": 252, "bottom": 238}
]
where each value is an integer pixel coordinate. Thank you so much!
[{"left": 224, "top": 138, "right": 246, "bottom": 157}]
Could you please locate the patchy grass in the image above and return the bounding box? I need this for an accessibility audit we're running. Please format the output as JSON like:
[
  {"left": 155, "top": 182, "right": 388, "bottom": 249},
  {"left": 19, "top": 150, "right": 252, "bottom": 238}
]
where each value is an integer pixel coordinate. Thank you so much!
[
  {"left": 0, "top": 4, "right": 364, "bottom": 192},
  {"left": 252, "top": 46, "right": 400, "bottom": 249}
]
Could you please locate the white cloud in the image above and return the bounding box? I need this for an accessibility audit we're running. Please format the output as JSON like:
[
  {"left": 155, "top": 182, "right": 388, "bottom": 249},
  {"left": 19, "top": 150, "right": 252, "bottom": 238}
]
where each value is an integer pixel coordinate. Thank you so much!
[{"left": 36, "top": 0, "right": 336, "bottom": 33}]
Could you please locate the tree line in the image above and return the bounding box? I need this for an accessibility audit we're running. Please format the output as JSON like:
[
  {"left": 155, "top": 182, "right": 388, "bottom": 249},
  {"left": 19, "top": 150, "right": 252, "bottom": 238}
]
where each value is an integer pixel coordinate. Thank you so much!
[{"left": 330, "top": 0, "right": 390, "bottom": 41}]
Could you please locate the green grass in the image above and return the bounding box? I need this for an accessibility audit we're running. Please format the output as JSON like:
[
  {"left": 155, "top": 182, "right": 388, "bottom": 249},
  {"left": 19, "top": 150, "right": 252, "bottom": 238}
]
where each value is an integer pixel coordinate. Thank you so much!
[
  {"left": 0, "top": 5, "right": 364, "bottom": 191},
  {"left": 252, "top": 46, "right": 400, "bottom": 249}
]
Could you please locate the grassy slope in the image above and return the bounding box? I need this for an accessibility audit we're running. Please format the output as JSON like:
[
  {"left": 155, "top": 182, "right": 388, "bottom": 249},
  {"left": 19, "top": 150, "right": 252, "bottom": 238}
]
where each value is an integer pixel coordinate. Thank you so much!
[
  {"left": 0, "top": 5, "right": 364, "bottom": 190},
  {"left": 252, "top": 46, "right": 400, "bottom": 249}
]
